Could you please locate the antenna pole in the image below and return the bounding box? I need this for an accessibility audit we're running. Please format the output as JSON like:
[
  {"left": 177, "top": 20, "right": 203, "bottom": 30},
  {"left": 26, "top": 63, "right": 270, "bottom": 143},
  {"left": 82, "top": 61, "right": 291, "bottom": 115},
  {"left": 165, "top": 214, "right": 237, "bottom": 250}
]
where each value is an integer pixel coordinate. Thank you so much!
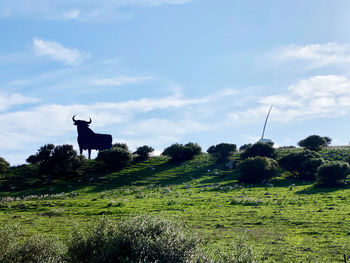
[{"left": 261, "top": 105, "right": 273, "bottom": 140}]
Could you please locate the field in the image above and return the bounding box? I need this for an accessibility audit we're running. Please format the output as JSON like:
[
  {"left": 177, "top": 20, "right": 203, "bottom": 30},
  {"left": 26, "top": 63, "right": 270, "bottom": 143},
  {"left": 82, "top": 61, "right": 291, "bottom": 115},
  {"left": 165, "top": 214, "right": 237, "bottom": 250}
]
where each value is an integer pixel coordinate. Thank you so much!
[{"left": 2, "top": 147, "right": 350, "bottom": 262}]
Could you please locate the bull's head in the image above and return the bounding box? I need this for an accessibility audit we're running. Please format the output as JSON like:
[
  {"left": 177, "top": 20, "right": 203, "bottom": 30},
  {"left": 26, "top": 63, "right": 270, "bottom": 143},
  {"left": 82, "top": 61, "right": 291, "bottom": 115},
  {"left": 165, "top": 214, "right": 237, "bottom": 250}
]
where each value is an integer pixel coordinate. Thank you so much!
[{"left": 72, "top": 115, "right": 92, "bottom": 126}]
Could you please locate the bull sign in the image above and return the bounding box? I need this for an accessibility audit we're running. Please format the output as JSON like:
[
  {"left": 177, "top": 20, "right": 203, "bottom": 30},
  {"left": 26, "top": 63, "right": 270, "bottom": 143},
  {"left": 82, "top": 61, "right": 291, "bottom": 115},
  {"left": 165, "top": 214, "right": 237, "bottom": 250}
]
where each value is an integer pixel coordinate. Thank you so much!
[{"left": 72, "top": 115, "right": 112, "bottom": 159}]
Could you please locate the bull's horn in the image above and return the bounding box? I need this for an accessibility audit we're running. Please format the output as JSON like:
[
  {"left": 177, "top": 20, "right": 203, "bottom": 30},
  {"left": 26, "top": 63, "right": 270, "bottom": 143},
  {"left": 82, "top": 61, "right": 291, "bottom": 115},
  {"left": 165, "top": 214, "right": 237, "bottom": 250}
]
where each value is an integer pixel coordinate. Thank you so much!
[
  {"left": 72, "top": 115, "right": 77, "bottom": 122},
  {"left": 88, "top": 117, "right": 92, "bottom": 124}
]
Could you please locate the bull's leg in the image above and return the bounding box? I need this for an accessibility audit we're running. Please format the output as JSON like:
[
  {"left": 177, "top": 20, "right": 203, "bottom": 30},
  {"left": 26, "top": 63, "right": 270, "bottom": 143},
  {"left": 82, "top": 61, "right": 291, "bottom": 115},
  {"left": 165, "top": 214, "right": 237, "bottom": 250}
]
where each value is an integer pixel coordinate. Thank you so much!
[
  {"left": 79, "top": 147, "right": 83, "bottom": 155},
  {"left": 88, "top": 149, "right": 91, "bottom": 159}
]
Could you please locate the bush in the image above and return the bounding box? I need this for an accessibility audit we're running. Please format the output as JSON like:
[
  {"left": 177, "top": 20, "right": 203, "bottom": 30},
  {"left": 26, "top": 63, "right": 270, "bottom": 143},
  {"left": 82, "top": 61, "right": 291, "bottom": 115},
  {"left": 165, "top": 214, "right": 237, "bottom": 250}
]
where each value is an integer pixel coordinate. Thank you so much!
[
  {"left": 133, "top": 145, "right": 154, "bottom": 162},
  {"left": 207, "top": 143, "right": 237, "bottom": 163},
  {"left": 162, "top": 142, "right": 202, "bottom": 162},
  {"left": 0, "top": 157, "right": 10, "bottom": 174},
  {"left": 96, "top": 146, "right": 132, "bottom": 171},
  {"left": 239, "top": 144, "right": 252, "bottom": 152},
  {"left": 298, "top": 135, "right": 327, "bottom": 151},
  {"left": 315, "top": 161, "right": 350, "bottom": 187},
  {"left": 112, "top": 142, "right": 129, "bottom": 151},
  {"left": 0, "top": 224, "right": 64, "bottom": 263},
  {"left": 26, "top": 144, "right": 82, "bottom": 181},
  {"left": 278, "top": 150, "right": 325, "bottom": 180},
  {"left": 238, "top": 156, "right": 278, "bottom": 184},
  {"left": 67, "top": 215, "right": 200, "bottom": 263},
  {"left": 240, "top": 142, "right": 277, "bottom": 160}
]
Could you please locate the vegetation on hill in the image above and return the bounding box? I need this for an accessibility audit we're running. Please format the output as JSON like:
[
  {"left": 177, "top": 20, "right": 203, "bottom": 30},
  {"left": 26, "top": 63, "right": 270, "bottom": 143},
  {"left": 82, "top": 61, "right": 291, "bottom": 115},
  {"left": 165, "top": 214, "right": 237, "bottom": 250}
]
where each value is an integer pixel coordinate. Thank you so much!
[{"left": 2, "top": 137, "right": 350, "bottom": 262}]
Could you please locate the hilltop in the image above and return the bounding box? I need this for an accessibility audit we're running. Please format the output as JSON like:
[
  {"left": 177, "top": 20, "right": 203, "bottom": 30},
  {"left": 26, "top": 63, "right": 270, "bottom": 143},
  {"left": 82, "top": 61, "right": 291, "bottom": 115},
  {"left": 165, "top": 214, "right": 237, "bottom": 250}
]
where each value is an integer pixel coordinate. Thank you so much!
[{"left": 1, "top": 147, "right": 350, "bottom": 262}]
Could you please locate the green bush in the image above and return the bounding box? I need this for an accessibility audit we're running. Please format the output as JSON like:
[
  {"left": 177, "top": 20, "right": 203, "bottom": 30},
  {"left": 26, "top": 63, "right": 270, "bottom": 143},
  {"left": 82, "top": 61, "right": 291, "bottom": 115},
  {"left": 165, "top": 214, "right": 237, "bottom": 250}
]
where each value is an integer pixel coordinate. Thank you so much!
[
  {"left": 239, "top": 144, "right": 252, "bottom": 152},
  {"left": 207, "top": 143, "right": 237, "bottom": 163},
  {"left": 278, "top": 150, "right": 325, "bottom": 180},
  {"left": 238, "top": 156, "right": 278, "bottom": 184},
  {"left": 0, "top": 157, "right": 10, "bottom": 174},
  {"left": 0, "top": 224, "right": 64, "bottom": 263},
  {"left": 133, "top": 145, "right": 154, "bottom": 162},
  {"left": 26, "top": 144, "right": 82, "bottom": 181},
  {"left": 67, "top": 215, "right": 200, "bottom": 263},
  {"left": 162, "top": 142, "right": 202, "bottom": 162},
  {"left": 297, "top": 135, "right": 327, "bottom": 151},
  {"left": 240, "top": 142, "right": 276, "bottom": 160},
  {"left": 96, "top": 146, "right": 132, "bottom": 171},
  {"left": 315, "top": 161, "right": 350, "bottom": 187},
  {"left": 112, "top": 142, "right": 129, "bottom": 151}
]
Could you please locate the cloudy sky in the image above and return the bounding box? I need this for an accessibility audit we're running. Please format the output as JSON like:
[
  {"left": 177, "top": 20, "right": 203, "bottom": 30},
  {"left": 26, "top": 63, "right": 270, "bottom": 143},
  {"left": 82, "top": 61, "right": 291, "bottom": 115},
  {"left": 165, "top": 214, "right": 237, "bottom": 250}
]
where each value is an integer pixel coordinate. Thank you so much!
[{"left": 2, "top": 0, "right": 350, "bottom": 164}]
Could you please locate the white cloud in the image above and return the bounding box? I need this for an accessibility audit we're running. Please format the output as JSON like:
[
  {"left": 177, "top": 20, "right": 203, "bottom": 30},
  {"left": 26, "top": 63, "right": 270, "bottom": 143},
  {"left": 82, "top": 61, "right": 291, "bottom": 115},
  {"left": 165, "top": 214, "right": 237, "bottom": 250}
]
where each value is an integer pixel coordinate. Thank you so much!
[
  {"left": 0, "top": 0, "right": 193, "bottom": 22},
  {"left": 0, "top": 93, "right": 38, "bottom": 111},
  {"left": 229, "top": 75, "right": 350, "bottom": 123},
  {"left": 277, "top": 43, "right": 350, "bottom": 68},
  {"left": 33, "top": 38, "right": 87, "bottom": 66},
  {"left": 90, "top": 76, "right": 152, "bottom": 86},
  {"left": 63, "top": 9, "right": 80, "bottom": 20},
  {"left": 0, "top": 90, "right": 206, "bottom": 149}
]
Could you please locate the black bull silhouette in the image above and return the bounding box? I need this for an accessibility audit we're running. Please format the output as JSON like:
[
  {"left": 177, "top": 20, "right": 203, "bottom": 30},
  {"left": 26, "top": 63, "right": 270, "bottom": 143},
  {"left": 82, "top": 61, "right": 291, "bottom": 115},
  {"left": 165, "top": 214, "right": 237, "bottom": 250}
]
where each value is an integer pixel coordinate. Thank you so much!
[{"left": 72, "top": 116, "right": 112, "bottom": 159}]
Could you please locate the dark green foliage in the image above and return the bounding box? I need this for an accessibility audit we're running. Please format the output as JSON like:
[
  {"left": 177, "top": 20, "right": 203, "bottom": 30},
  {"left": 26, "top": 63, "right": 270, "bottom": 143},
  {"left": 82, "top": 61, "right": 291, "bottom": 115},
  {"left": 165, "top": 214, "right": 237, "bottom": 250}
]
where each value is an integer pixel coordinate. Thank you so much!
[
  {"left": 298, "top": 135, "right": 327, "bottom": 151},
  {"left": 96, "top": 146, "right": 132, "bottom": 171},
  {"left": 239, "top": 144, "right": 252, "bottom": 152},
  {"left": 51, "top": 145, "right": 82, "bottom": 177},
  {"left": 278, "top": 150, "right": 325, "bottom": 180},
  {"left": 240, "top": 142, "right": 277, "bottom": 160},
  {"left": 133, "top": 145, "right": 154, "bottom": 162},
  {"left": 207, "top": 143, "right": 237, "bottom": 163},
  {"left": 162, "top": 142, "right": 202, "bottom": 162},
  {"left": 324, "top": 136, "right": 332, "bottom": 147},
  {"left": 0, "top": 157, "right": 10, "bottom": 174},
  {"left": 238, "top": 156, "right": 278, "bottom": 184},
  {"left": 66, "top": 215, "right": 200, "bottom": 263},
  {"left": 315, "top": 161, "right": 350, "bottom": 187},
  {"left": 112, "top": 143, "right": 129, "bottom": 151},
  {"left": 26, "top": 144, "right": 82, "bottom": 180},
  {"left": 0, "top": 224, "right": 64, "bottom": 263}
]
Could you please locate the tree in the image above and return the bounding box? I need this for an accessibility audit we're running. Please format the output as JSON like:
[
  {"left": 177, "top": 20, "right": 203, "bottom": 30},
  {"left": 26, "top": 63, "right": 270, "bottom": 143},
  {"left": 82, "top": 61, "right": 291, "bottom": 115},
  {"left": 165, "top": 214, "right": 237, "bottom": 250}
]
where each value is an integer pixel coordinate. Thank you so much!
[
  {"left": 240, "top": 142, "right": 277, "bottom": 160},
  {"left": 323, "top": 136, "right": 332, "bottom": 147},
  {"left": 315, "top": 161, "right": 349, "bottom": 187},
  {"left": 278, "top": 150, "right": 325, "bottom": 180},
  {"left": 207, "top": 143, "right": 237, "bottom": 163},
  {"left": 239, "top": 144, "right": 252, "bottom": 152},
  {"left": 97, "top": 146, "right": 132, "bottom": 171},
  {"left": 238, "top": 156, "right": 278, "bottom": 184},
  {"left": 0, "top": 157, "right": 10, "bottom": 174},
  {"left": 297, "top": 135, "right": 327, "bottom": 151},
  {"left": 134, "top": 145, "right": 154, "bottom": 162},
  {"left": 162, "top": 142, "right": 202, "bottom": 162},
  {"left": 27, "top": 144, "right": 81, "bottom": 182}
]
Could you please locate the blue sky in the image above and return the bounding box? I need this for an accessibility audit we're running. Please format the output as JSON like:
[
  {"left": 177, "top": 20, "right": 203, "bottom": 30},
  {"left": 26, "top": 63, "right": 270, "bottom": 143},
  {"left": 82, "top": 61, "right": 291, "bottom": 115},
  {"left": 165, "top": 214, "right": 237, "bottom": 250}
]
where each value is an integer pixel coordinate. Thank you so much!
[{"left": 2, "top": 0, "right": 350, "bottom": 165}]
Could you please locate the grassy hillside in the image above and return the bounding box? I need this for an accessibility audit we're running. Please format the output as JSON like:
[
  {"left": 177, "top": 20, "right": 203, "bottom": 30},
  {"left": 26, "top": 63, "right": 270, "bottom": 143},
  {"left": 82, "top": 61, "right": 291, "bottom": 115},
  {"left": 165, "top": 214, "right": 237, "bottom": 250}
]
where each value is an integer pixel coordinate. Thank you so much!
[{"left": 2, "top": 148, "right": 350, "bottom": 262}]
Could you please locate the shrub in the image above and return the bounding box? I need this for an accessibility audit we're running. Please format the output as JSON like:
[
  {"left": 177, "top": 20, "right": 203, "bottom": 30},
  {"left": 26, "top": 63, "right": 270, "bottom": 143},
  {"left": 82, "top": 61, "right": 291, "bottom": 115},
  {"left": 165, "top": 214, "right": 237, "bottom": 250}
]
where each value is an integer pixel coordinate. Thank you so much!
[
  {"left": 186, "top": 235, "right": 258, "bottom": 263},
  {"left": 240, "top": 142, "right": 277, "bottom": 160},
  {"left": 278, "top": 150, "right": 325, "bottom": 180},
  {"left": 239, "top": 144, "right": 252, "bottom": 152},
  {"left": 50, "top": 145, "right": 82, "bottom": 177},
  {"left": 162, "top": 142, "right": 202, "bottom": 162},
  {"left": 297, "top": 135, "right": 327, "bottom": 151},
  {"left": 67, "top": 215, "right": 200, "bottom": 263},
  {"left": 0, "top": 157, "right": 10, "bottom": 174},
  {"left": 96, "top": 146, "right": 132, "bottom": 171},
  {"left": 133, "top": 145, "right": 154, "bottom": 162},
  {"left": 26, "top": 144, "right": 82, "bottom": 181},
  {"left": 315, "top": 161, "right": 350, "bottom": 187},
  {"left": 112, "top": 142, "right": 129, "bottom": 151},
  {"left": 238, "top": 156, "right": 278, "bottom": 184},
  {"left": 207, "top": 143, "right": 237, "bottom": 163},
  {"left": 0, "top": 224, "right": 64, "bottom": 263}
]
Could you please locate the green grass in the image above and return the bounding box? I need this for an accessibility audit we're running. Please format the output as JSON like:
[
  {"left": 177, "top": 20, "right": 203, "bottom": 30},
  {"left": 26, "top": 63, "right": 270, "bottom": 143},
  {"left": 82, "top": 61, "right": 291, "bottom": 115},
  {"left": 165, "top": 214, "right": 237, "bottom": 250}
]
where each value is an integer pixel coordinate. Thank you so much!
[{"left": 2, "top": 150, "right": 350, "bottom": 262}]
